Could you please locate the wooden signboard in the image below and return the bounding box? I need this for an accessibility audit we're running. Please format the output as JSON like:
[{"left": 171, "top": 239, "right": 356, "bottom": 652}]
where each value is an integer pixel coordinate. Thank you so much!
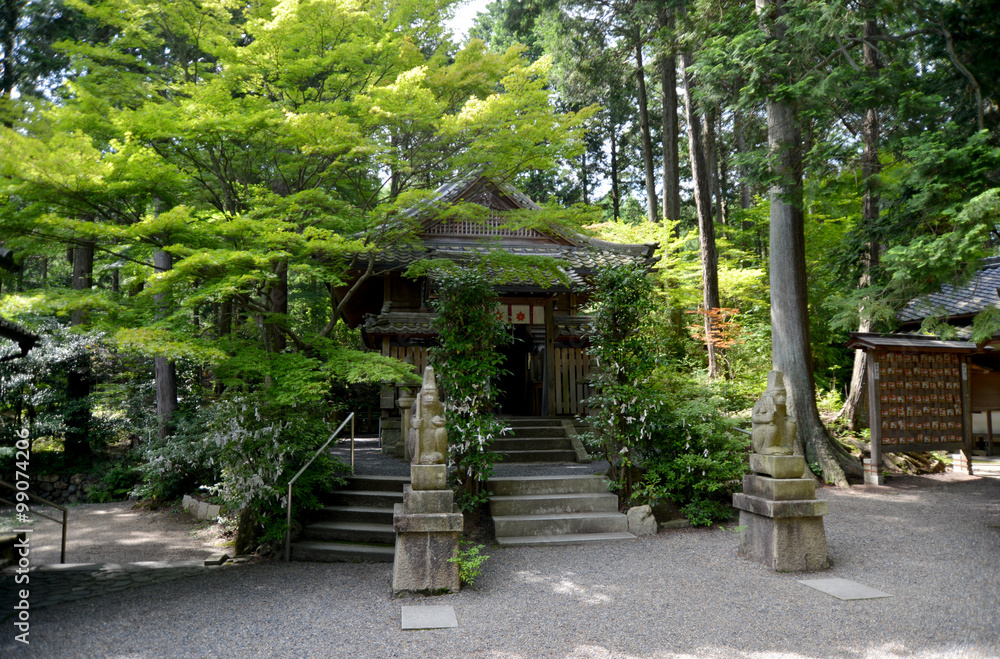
[{"left": 846, "top": 333, "right": 977, "bottom": 475}]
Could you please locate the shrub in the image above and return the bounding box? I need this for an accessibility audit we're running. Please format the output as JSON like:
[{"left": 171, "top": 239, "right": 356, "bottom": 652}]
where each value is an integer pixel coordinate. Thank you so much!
[{"left": 201, "top": 395, "right": 349, "bottom": 551}]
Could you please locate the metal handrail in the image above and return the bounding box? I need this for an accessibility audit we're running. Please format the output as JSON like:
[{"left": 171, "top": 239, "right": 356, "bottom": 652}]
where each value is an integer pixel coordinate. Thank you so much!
[
  {"left": 0, "top": 480, "right": 68, "bottom": 563},
  {"left": 284, "top": 412, "right": 355, "bottom": 562}
]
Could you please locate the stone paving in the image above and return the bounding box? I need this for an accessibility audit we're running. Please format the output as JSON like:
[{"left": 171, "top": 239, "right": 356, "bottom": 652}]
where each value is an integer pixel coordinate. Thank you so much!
[{"left": 0, "top": 560, "right": 235, "bottom": 611}]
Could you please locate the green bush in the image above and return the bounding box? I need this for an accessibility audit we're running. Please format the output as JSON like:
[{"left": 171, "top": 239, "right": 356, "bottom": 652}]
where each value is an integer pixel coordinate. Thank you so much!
[
  {"left": 87, "top": 462, "right": 142, "bottom": 502},
  {"left": 201, "top": 395, "right": 349, "bottom": 549},
  {"left": 630, "top": 370, "right": 750, "bottom": 526},
  {"left": 135, "top": 406, "right": 223, "bottom": 501}
]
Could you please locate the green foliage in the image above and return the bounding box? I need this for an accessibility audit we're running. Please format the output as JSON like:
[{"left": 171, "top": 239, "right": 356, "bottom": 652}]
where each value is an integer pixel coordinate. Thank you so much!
[
  {"left": 201, "top": 395, "right": 349, "bottom": 547},
  {"left": 581, "top": 263, "right": 658, "bottom": 501},
  {"left": 630, "top": 370, "right": 750, "bottom": 526},
  {"left": 87, "top": 462, "right": 141, "bottom": 502},
  {"left": 448, "top": 541, "right": 490, "bottom": 587},
  {"left": 429, "top": 265, "right": 512, "bottom": 511}
]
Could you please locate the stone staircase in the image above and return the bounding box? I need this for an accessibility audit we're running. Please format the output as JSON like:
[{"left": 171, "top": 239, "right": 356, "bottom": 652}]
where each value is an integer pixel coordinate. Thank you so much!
[
  {"left": 289, "top": 475, "right": 408, "bottom": 563},
  {"left": 494, "top": 417, "right": 588, "bottom": 463},
  {"left": 488, "top": 474, "right": 635, "bottom": 546}
]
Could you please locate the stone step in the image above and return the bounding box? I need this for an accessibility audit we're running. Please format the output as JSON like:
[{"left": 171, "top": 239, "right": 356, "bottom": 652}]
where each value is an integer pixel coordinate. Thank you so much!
[
  {"left": 327, "top": 490, "right": 404, "bottom": 508},
  {"left": 493, "top": 511, "right": 628, "bottom": 537},
  {"left": 497, "top": 449, "right": 579, "bottom": 463},
  {"left": 488, "top": 475, "right": 610, "bottom": 496},
  {"left": 343, "top": 475, "right": 410, "bottom": 492},
  {"left": 508, "top": 427, "right": 569, "bottom": 438},
  {"left": 314, "top": 505, "right": 395, "bottom": 525},
  {"left": 496, "top": 532, "right": 636, "bottom": 547},
  {"left": 489, "top": 492, "right": 619, "bottom": 516},
  {"left": 502, "top": 418, "right": 565, "bottom": 428},
  {"left": 302, "top": 521, "right": 395, "bottom": 544},
  {"left": 290, "top": 541, "right": 394, "bottom": 563},
  {"left": 492, "top": 437, "right": 573, "bottom": 451}
]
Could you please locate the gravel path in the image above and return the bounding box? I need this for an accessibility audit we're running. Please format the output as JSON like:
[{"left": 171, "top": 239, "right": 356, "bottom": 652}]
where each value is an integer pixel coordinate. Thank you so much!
[
  {"left": 4, "top": 473, "right": 998, "bottom": 658},
  {"left": 6, "top": 501, "right": 229, "bottom": 565}
]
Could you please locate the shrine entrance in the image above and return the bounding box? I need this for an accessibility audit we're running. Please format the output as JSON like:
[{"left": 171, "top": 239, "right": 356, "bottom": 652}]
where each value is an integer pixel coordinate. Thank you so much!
[{"left": 498, "top": 325, "right": 536, "bottom": 416}]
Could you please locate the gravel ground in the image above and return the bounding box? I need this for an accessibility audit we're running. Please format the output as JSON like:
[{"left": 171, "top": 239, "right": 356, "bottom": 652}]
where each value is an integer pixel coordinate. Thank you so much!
[
  {"left": 5, "top": 500, "right": 229, "bottom": 565},
  {"left": 3, "top": 473, "right": 998, "bottom": 658}
]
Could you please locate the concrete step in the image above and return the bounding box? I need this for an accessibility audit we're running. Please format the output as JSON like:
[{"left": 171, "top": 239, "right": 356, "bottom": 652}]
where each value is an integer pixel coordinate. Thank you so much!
[
  {"left": 290, "top": 540, "right": 394, "bottom": 563},
  {"left": 488, "top": 475, "right": 610, "bottom": 496},
  {"left": 489, "top": 492, "right": 619, "bottom": 516},
  {"left": 497, "top": 449, "right": 579, "bottom": 463},
  {"left": 509, "top": 427, "right": 568, "bottom": 438},
  {"left": 344, "top": 475, "right": 409, "bottom": 492},
  {"left": 315, "top": 505, "right": 395, "bottom": 525},
  {"left": 493, "top": 437, "right": 573, "bottom": 451},
  {"left": 327, "top": 490, "right": 404, "bottom": 508},
  {"left": 493, "top": 511, "right": 628, "bottom": 537},
  {"left": 302, "top": 521, "right": 395, "bottom": 544},
  {"left": 496, "top": 532, "right": 636, "bottom": 547}
]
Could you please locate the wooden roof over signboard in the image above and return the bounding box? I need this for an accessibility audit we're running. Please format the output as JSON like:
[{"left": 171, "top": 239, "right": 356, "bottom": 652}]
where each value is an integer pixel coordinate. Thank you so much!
[{"left": 846, "top": 332, "right": 985, "bottom": 353}]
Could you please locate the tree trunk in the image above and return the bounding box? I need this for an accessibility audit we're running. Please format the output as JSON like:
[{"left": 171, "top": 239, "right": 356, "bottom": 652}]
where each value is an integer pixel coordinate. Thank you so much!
[
  {"left": 681, "top": 51, "right": 720, "bottom": 379},
  {"left": 65, "top": 241, "right": 95, "bottom": 460},
  {"left": 610, "top": 125, "right": 621, "bottom": 221},
  {"left": 758, "top": 0, "right": 860, "bottom": 486},
  {"left": 735, "top": 109, "right": 752, "bottom": 210},
  {"left": 154, "top": 248, "right": 178, "bottom": 440},
  {"left": 658, "top": 7, "right": 680, "bottom": 226},
  {"left": 838, "top": 7, "right": 882, "bottom": 432},
  {"left": 267, "top": 260, "right": 288, "bottom": 353},
  {"left": 635, "top": 40, "right": 658, "bottom": 224}
]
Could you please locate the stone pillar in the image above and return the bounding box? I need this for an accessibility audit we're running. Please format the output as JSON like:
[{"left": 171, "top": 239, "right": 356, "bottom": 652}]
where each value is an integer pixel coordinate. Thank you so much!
[
  {"left": 863, "top": 457, "right": 883, "bottom": 485},
  {"left": 733, "top": 371, "right": 828, "bottom": 572},
  {"left": 733, "top": 453, "right": 829, "bottom": 572},
  {"left": 392, "top": 367, "right": 462, "bottom": 595}
]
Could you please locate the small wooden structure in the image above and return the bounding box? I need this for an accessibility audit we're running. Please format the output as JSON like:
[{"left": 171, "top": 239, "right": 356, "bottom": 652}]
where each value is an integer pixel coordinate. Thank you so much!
[
  {"left": 845, "top": 333, "right": 985, "bottom": 482},
  {"left": 338, "top": 174, "right": 658, "bottom": 434}
]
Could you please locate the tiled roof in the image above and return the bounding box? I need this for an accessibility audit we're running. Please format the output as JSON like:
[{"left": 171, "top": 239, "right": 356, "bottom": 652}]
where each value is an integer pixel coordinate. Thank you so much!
[
  {"left": 374, "top": 242, "right": 656, "bottom": 292},
  {"left": 364, "top": 310, "right": 593, "bottom": 339},
  {"left": 899, "top": 256, "right": 1000, "bottom": 322}
]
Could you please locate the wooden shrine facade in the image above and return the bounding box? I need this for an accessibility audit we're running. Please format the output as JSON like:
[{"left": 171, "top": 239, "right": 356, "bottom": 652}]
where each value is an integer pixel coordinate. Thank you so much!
[{"left": 339, "top": 174, "right": 658, "bottom": 420}]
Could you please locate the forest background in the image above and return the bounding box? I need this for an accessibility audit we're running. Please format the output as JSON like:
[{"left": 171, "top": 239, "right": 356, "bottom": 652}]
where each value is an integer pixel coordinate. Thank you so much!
[{"left": 0, "top": 0, "right": 997, "bottom": 546}]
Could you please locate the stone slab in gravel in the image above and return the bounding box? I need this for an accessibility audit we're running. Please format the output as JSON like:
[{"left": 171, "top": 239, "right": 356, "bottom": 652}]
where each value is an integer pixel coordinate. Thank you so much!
[
  {"left": 2, "top": 473, "right": 997, "bottom": 657},
  {"left": 401, "top": 605, "right": 458, "bottom": 630},
  {"left": 799, "top": 577, "right": 892, "bottom": 600}
]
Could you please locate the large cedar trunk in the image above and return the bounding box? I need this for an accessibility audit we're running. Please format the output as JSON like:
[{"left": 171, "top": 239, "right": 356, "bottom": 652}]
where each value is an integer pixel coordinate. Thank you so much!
[
  {"left": 635, "top": 40, "right": 658, "bottom": 224},
  {"left": 658, "top": 8, "right": 680, "bottom": 225},
  {"left": 681, "top": 52, "right": 721, "bottom": 379},
  {"left": 758, "top": 0, "right": 860, "bottom": 485}
]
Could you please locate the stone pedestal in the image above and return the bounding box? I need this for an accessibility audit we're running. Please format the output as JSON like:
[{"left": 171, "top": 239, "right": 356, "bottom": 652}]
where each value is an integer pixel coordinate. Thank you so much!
[
  {"left": 863, "top": 458, "right": 884, "bottom": 485},
  {"left": 392, "top": 464, "right": 462, "bottom": 595},
  {"left": 380, "top": 418, "right": 402, "bottom": 458},
  {"left": 733, "top": 455, "right": 829, "bottom": 572}
]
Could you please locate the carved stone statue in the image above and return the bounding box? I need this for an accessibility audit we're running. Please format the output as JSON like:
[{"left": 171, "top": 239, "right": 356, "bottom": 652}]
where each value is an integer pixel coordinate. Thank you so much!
[
  {"left": 408, "top": 366, "right": 447, "bottom": 465},
  {"left": 751, "top": 370, "right": 796, "bottom": 456}
]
